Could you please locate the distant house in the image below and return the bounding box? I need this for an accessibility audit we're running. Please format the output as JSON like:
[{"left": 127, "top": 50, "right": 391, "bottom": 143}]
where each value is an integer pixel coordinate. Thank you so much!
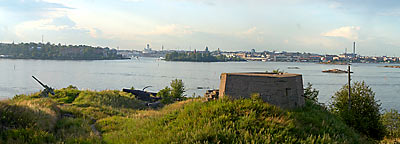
[{"left": 219, "top": 72, "right": 305, "bottom": 109}]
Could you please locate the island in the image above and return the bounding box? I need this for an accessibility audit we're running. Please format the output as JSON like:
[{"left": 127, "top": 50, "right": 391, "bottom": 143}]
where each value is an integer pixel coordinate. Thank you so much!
[
  {"left": 319, "top": 61, "right": 348, "bottom": 65},
  {"left": 383, "top": 65, "right": 400, "bottom": 68},
  {"left": 322, "top": 68, "right": 353, "bottom": 73},
  {"left": 0, "top": 42, "right": 124, "bottom": 60},
  {"left": 164, "top": 51, "right": 246, "bottom": 62}
]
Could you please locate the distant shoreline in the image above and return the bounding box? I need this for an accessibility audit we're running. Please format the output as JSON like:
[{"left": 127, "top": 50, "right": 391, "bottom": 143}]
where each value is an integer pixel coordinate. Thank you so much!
[
  {"left": 163, "top": 59, "right": 247, "bottom": 62},
  {"left": 0, "top": 57, "right": 130, "bottom": 61}
]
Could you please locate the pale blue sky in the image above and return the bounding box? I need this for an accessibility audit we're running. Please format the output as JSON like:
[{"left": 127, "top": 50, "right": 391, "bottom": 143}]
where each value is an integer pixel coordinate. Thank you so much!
[{"left": 0, "top": 0, "right": 399, "bottom": 56}]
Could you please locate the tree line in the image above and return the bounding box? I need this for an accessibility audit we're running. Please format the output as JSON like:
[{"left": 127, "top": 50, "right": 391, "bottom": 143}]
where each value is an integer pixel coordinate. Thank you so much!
[
  {"left": 165, "top": 51, "right": 245, "bottom": 62},
  {"left": 0, "top": 42, "right": 123, "bottom": 60}
]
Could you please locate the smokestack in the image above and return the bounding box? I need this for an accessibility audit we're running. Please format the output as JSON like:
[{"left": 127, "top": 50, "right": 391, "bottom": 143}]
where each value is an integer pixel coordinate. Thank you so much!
[{"left": 353, "top": 42, "right": 356, "bottom": 55}]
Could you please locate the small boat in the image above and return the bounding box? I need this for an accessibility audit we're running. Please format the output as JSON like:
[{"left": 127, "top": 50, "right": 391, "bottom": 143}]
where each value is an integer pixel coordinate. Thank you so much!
[
  {"left": 287, "top": 66, "right": 300, "bottom": 69},
  {"left": 197, "top": 86, "right": 210, "bottom": 90},
  {"left": 322, "top": 69, "right": 353, "bottom": 73}
]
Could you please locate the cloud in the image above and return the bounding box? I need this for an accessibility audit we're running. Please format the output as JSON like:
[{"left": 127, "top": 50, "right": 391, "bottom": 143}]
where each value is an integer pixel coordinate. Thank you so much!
[
  {"left": 238, "top": 27, "right": 265, "bottom": 43},
  {"left": 327, "top": 0, "right": 400, "bottom": 16},
  {"left": 328, "top": 1, "right": 342, "bottom": 9},
  {"left": 378, "top": 9, "right": 400, "bottom": 16},
  {"left": 122, "top": 0, "right": 144, "bottom": 2},
  {"left": 173, "top": 0, "right": 216, "bottom": 6},
  {"left": 14, "top": 15, "right": 103, "bottom": 40},
  {"left": 322, "top": 26, "right": 360, "bottom": 40},
  {"left": 15, "top": 16, "right": 74, "bottom": 33},
  {"left": 0, "top": 0, "right": 71, "bottom": 20},
  {"left": 146, "top": 24, "right": 193, "bottom": 36}
]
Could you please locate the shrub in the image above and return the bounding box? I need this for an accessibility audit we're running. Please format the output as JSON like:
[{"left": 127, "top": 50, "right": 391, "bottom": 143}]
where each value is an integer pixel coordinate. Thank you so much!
[
  {"left": 330, "top": 81, "right": 385, "bottom": 140},
  {"left": 304, "top": 82, "right": 319, "bottom": 103},
  {"left": 51, "top": 85, "right": 81, "bottom": 104},
  {"left": 157, "top": 79, "right": 186, "bottom": 104},
  {"left": 157, "top": 87, "right": 173, "bottom": 104},
  {"left": 170, "top": 79, "right": 185, "bottom": 100},
  {"left": 382, "top": 109, "right": 400, "bottom": 138}
]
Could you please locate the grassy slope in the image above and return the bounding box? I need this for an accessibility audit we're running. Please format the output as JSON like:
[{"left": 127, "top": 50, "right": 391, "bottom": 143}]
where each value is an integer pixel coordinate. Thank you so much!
[
  {"left": 1, "top": 87, "right": 368, "bottom": 143},
  {"left": 0, "top": 87, "right": 146, "bottom": 143},
  {"left": 97, "top": 98, "right": 367, "bottom": 143}
]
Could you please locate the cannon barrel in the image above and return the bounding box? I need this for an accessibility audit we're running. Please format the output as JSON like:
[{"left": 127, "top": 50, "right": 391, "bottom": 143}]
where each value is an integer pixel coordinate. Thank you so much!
[
  {"left": 32, "top": 76, "right": 55, "bottom": 96},
  {"left": 32, "top": 76, "right": 46, "bottom": 88}
]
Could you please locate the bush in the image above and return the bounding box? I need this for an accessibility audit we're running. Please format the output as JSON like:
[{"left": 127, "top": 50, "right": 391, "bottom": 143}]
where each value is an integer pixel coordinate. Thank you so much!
[
  {"left": 330, "top": 81, "right": 385, "bottom": 140},
  {"left": 170, "top": 79, "right": 185, "bottom": 100},
  {"left": 51, "top": 85, "right": 81, "bottom": 104},
  {"left": 382, "top": 109, "right": 400, "bottom": 138},
  {"left": 157, "top": 79, "right": 185, "bottom": 104},
  {"left": 304, "top": 82, "right": 319, "bottom": 103}
]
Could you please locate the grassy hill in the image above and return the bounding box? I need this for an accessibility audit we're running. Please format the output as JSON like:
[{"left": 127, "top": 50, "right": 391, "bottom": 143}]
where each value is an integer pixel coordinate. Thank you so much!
[{"left": 0, "top": 87, "right": 369, "bottom": 143}]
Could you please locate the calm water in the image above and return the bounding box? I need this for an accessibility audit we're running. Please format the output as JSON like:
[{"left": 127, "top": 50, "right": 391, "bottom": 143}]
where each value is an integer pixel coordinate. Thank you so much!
[{"left": 1, "top": 58, "right": 399, "bottom": 111}]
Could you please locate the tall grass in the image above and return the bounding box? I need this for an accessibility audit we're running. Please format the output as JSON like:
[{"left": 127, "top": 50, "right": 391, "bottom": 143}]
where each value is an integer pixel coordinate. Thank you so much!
[
  {"left": 0, "top": 88, "right": 146, "bottom": 143},
  {"left": 97, "top": 98, "right": 366, "bottom": 143},
  {"left": 0, "top": 86, "right": 374, "bottom": 143}
]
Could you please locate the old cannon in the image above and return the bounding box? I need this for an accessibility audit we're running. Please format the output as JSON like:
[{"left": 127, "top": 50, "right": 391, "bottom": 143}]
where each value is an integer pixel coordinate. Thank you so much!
[{"left": 32, "top": 76, "right": 55, "bottom": 97}]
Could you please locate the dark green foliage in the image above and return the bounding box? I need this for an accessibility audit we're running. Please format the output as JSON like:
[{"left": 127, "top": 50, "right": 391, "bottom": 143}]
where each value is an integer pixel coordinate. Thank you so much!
[
  {"left": 304, "top": 82, "right": 319, "bottom": 103},
  {"left": 0, "top": 128, "right": 55, "bottom": 144},
  {"left": 71, "top": 90, "right": 146, "bottom": 119},
  {"left": 330, "top": 81, "right": 386, "bottom": 140},
  {"left": 73, "top": 90, "right": 144, "bottom": 109},
  {"left": 0, "top": 42, "right": 122, "bottom": 60},
  {"left": 165, "top": 51, "right": 245, "bottom": 62},
  {"left": 50, "top": 85, "right": 81, "bottom": 103},
  {"left": 157, "top": 87, "right": 173, "bottom": 104},
  {"left": 382, "top": 109, "right": 400, "bottom": 138},
  {"left": 170, "top": 79, "right": 185, "bottom": 100},
  {"left": 157, "top": 79, "right": 186, "bottom": 104}
]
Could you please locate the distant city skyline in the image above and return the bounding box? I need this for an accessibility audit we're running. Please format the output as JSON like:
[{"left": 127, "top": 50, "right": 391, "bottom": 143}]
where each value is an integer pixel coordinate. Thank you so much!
[{"left": 1, "top": 0, "right": 400, "bottom": 56}]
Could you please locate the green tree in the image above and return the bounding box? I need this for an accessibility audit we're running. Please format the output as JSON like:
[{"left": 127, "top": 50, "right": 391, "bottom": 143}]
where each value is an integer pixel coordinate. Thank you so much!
[
  {"left": 304, "top": 82, "right": 319, "bottom": 103},
  {"left": 157, "top": 87, "right": 173, "bottom": 104},
  {"left": 170, "top": 79, "right": 185, "bottom": 100},
  {"left": 156, "top": 79, "right": 186, "bottom": 104},
  {"left": 382, "top": 109, "right": 400, "bottom": 138},
  {"left": 330, "top": 81, "right": 385, "bottom": 140}
]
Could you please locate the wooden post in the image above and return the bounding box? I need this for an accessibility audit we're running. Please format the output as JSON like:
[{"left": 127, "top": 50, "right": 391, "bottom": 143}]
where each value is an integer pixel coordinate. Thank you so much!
[{"left": 348, "top": 65, "right": 351, "bottom": 110}]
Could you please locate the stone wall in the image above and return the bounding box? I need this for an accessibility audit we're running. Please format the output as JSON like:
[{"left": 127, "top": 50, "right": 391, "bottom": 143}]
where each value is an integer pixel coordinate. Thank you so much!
[{"left": 219, "top": 73, "right": 304, "bottom": 108}]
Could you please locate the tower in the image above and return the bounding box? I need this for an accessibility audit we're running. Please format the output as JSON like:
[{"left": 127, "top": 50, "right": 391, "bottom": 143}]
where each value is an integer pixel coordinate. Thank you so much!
[{"left": 353, "top": 42, "right": 356, "bottom": 55}]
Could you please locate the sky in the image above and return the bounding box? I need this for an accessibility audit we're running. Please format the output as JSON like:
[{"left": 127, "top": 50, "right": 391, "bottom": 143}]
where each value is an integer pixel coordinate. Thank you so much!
[{"left": 0, "top": 0, "right": 400, "bottom": 56}]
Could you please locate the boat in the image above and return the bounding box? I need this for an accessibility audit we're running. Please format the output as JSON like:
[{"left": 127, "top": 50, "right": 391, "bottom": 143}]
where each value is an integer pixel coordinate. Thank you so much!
[
  {"left": 287, "top": 66, "right": 300, "bottom": 69},
  {"left": 322, "top": 69, "right": 353, "bottom": 73}
]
